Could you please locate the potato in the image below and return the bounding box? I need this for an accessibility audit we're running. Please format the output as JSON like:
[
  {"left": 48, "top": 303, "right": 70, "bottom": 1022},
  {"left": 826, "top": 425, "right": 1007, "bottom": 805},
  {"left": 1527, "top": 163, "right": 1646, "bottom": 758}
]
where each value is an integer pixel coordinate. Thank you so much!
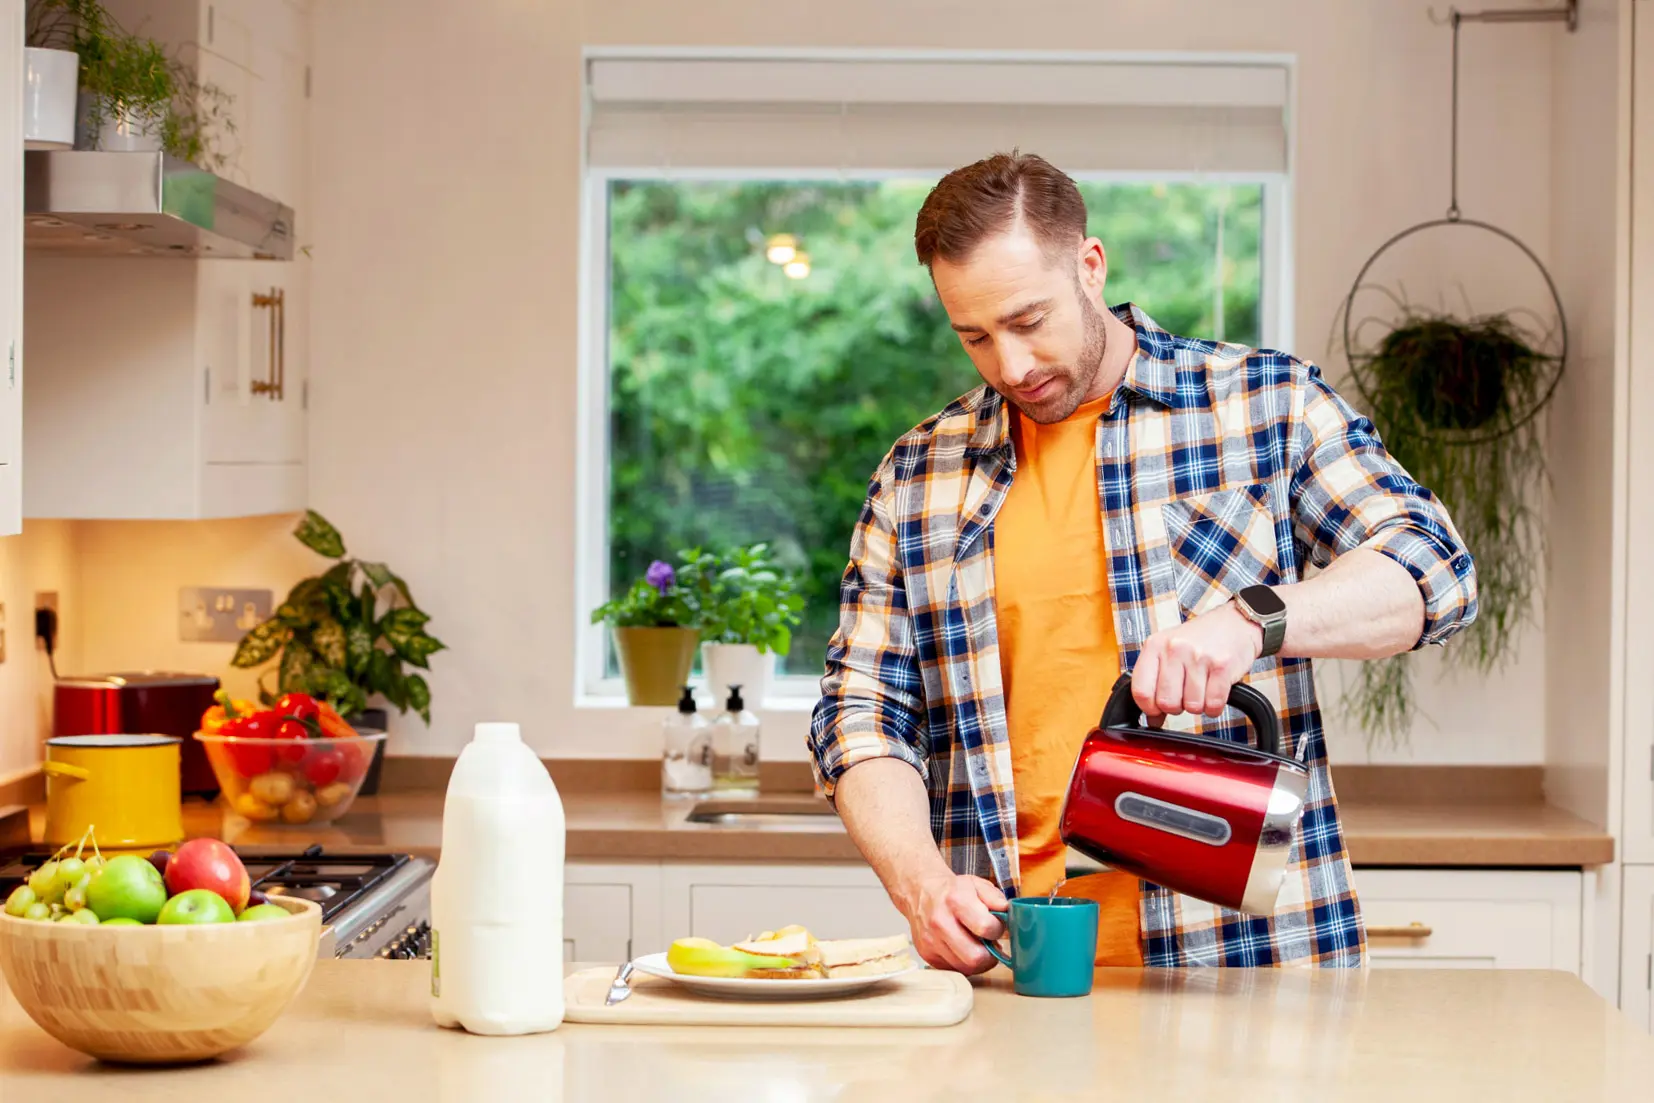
[
  {"left": 249, "top": 771, "right": 296, "bottom": 805},
  {"left": 314, "top": 781, "right": 353, "bottom": 808},
  {"left": 233, "top": 792, "right": 279, "bottom": 822},
  {"left": 281, "top": 790, "right": 318, "bottom": 824}
]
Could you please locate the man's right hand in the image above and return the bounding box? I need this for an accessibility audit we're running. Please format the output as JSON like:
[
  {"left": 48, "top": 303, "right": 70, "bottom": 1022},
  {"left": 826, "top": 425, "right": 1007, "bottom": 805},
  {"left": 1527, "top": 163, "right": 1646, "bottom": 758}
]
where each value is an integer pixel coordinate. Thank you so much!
[{"left": 898, "top": 871, "right": 1008, "bottom": 975}]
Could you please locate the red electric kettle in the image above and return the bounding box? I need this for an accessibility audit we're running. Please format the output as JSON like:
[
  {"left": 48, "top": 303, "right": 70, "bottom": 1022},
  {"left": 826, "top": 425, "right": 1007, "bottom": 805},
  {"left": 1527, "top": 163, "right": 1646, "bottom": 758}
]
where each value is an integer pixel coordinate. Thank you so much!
[{"left": 1058, "top": 673, "right": 1309, "bottom": 915}]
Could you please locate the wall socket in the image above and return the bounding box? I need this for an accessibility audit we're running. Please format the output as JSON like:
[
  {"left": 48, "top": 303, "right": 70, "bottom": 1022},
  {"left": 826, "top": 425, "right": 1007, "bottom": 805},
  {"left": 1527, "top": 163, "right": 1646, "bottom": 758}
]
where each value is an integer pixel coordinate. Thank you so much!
[{"left": 180, "top": 587, "right": 273, "bottom": 643}]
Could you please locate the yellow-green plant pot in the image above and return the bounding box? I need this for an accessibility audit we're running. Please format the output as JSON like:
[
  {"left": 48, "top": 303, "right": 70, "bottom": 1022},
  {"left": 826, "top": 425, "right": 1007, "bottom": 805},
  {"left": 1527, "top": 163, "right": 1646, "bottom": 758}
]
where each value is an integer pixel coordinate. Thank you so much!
[{"left": 613, "top": 626, "right": 699, "bottom": 706}]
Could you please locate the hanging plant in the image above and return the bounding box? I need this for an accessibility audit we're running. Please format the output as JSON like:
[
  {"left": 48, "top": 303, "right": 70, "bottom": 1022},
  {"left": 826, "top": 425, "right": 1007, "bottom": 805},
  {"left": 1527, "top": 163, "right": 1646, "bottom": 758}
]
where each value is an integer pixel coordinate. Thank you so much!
[{"left": 1340, "top": 287, "right": 1558, "bottom": 742}]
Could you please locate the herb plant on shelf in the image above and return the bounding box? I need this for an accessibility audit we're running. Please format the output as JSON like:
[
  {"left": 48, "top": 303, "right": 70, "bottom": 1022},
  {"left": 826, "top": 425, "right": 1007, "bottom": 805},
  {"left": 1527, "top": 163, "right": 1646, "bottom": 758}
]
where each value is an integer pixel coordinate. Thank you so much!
[{"left": 677, "top": 543, "right": 805, "bottom": 705}]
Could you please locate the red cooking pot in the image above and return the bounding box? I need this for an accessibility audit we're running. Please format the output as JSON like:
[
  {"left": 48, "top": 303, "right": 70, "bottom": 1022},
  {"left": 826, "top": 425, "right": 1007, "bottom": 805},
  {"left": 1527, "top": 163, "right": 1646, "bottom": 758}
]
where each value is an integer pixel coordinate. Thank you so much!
[{"left": 1058, "top": 673, "right": 1309, "bottom": 915}]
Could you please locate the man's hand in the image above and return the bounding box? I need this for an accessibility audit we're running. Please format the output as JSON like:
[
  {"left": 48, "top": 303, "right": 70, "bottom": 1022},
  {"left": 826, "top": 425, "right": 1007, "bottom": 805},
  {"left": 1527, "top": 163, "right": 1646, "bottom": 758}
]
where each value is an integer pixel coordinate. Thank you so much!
[
  {"left": 1132, "top": 601, "right": 1263, "bottom": 722},
  {"left": 895, "top": 870, "right": 1007, "bottom": 975}
]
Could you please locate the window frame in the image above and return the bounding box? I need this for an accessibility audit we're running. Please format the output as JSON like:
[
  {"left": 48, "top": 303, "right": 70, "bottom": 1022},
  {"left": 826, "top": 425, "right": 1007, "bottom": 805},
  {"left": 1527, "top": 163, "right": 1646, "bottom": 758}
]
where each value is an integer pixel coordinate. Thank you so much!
[{"left": 576, "top": 53, "right": 1297, "bottom": 709}]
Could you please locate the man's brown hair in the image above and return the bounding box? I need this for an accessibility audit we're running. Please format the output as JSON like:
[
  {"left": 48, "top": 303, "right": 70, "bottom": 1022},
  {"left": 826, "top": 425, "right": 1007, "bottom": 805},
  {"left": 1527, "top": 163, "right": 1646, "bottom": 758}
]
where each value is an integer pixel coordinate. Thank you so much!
[{"left": 913, "top": 150, "right": 1088, "bottom": 269}]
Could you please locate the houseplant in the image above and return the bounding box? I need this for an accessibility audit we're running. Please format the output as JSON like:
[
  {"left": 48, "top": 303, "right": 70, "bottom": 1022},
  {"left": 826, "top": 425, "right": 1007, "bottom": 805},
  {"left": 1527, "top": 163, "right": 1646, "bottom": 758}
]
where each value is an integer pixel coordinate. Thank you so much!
[
  {"left": 1342, "top": 299, "right": 1557, "bottom": 742},
  {"left": 22, "top": 0, "right": 83, "bottom": 149},
  {"left": 678, "top": 543, "right": 804, "bottom": 706},
  {"left": 29, "top": 0, "right": 235, "bottom": 170},
  {"left": 231, "top": 510, "right": 445, "bottom": 793},
  {"left": 592, "top": 560, "right": 700, "bottom": 706}
]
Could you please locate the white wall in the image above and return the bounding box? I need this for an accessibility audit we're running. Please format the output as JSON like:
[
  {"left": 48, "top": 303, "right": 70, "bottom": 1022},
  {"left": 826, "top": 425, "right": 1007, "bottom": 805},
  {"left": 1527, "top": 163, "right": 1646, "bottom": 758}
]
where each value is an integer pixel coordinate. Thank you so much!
[
  {"left": 0, "top": 521, "right": 79, "bottom": 780},
  {"left": 11, "top": 0, "right": 1595, "bottom": 768}
]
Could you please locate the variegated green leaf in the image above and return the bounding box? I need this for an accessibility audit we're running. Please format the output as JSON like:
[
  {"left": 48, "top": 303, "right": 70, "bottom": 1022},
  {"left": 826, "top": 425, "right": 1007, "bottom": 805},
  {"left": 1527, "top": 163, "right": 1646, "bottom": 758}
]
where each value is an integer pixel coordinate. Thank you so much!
[
  {"left": 405, "top": 674, "right": 431, "bottom": 724},
  {"left": 312, "top": 617, "right": 347, "bottom": 669},
  {"left": 346, "top": 623, "right": 374, "bottom": 672},
  {"left": 294, "top": 510, "right": 346, "bottom": 559},
  {"left": 231, "top": 618, "right": 290, "bottom": 668},
  {"left": 278, "top": 639, "right": 317, "bottom": 693}
]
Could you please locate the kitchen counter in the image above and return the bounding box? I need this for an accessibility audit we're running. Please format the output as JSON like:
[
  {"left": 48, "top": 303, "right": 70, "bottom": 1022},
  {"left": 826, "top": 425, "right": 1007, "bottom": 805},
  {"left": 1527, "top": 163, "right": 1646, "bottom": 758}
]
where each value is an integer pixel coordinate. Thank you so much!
[
  {"left": 153, "top": 787, "right": 1614, "bottom": 868},
  {"left": 13, "top": 764, "right": 1616, "bottom": 867},
  {"left": 0, "top": 960, "right": 1647, "bottom": 1099}
]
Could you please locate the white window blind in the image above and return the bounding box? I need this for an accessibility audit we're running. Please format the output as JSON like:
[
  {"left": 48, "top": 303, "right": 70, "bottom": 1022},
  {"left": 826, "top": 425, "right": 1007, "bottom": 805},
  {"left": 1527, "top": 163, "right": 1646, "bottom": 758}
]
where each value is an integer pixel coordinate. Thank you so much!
[{"left": 585, "top": 57, "right": 1290, "bottom": 175}]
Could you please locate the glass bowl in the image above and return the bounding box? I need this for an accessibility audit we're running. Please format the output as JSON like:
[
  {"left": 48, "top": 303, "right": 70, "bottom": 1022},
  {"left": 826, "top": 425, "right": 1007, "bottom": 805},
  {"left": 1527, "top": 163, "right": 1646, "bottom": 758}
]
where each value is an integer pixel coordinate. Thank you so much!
[{"left": 195, "top": 731, "right": 386, "bottom": 827}]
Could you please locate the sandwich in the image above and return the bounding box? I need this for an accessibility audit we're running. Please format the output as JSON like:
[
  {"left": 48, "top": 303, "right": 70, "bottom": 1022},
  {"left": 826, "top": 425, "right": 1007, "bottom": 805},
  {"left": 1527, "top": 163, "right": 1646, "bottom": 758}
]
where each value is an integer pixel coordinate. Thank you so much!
[{"left": 731, "top": 925, "right": 913, "bottom": 979}]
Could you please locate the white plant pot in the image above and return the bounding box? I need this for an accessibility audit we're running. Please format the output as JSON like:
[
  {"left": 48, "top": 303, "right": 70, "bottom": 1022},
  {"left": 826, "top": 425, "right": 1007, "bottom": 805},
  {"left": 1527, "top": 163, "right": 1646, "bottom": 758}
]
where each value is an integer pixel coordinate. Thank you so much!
[
  {"left": 701, "top": 642, "right": 775, "bottom": 707},
  {"left": 75, "top": 91, "right": 164, "bottom": 153},
  {"left": 23, "top": 48, "right": 78, "bottom": 150}
]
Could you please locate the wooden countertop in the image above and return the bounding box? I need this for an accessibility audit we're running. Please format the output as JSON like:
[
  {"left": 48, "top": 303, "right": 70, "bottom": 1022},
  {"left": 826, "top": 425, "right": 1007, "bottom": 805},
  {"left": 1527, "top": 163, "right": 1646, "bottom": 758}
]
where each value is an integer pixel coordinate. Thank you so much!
[
  {"left": 0, "top": 961, "right": 1646, "bottom": 1097},
  {"left": 106, "top": 784, "right": 1615, "bottom": 868}
]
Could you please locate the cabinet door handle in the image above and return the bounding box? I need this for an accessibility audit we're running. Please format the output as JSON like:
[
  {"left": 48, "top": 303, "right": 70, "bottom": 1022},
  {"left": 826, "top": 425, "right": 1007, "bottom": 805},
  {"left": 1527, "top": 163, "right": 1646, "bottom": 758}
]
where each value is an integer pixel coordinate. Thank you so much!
[
  {"left": 250, "top": 288, "right": 285, "bottom": 401},
  {"left": 1368, "top": 922, "right": 1433, "bottom": 940}
]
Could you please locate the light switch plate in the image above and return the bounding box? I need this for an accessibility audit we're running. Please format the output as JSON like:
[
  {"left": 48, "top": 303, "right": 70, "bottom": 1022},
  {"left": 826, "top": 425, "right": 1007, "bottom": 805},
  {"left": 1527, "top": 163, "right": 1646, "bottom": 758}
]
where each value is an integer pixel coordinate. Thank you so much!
[{"left": 179, "top": 587, "right": 273, "bottom": 643}]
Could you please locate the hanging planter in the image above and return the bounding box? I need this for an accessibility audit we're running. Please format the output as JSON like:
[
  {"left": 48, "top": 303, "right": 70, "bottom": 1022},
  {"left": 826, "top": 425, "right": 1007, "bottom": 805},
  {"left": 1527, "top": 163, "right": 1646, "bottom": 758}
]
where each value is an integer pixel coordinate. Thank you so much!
[{"left": 1337, "top": 8, "right": 1569, "bottom": 744}]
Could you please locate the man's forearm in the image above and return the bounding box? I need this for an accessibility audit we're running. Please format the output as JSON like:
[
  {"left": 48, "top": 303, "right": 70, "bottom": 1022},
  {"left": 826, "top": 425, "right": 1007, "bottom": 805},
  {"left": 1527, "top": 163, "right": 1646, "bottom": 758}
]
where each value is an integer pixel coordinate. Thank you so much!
[
  {"left": 1278, "top": 546, "right": 1425, "bottom": 660},
  {"left": 833, "top": 757, "right": 951, "bottom": 913}
]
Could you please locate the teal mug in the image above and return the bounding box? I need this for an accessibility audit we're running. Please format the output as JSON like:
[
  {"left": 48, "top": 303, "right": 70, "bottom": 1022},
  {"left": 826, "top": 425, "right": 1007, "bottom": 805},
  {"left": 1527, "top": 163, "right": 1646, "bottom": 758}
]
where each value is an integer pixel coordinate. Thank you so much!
[{"left": 979, "top": 896, "right": 1099, "bottom": 998}]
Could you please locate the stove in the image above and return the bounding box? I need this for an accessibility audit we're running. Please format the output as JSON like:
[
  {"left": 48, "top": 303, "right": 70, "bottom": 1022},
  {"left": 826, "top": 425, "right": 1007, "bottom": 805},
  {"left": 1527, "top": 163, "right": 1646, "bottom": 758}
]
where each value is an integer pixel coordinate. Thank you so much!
[{"left": 0, "top": 845, "right": 435, "bottom": 960}]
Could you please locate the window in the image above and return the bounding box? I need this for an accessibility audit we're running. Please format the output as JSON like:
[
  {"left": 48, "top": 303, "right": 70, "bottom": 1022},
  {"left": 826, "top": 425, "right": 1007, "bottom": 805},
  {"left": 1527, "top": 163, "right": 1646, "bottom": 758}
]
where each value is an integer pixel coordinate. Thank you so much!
[{"left": 579, "top": 53, "right": 1293, "bottom": 700}]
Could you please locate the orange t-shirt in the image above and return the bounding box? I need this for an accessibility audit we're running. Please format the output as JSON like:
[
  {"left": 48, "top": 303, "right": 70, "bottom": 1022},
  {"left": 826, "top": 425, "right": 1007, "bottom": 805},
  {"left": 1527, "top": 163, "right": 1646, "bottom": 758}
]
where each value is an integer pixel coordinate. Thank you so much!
[{"left": 993, "top": 392, "right": 1143, "bottom": 968}]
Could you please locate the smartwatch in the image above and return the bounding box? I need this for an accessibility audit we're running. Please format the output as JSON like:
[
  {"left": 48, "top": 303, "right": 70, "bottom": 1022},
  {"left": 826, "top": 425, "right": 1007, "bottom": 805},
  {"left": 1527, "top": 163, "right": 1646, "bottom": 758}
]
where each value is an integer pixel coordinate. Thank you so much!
[{"left": 1231, "top": 584, "right": 1287, "bottom": 659}]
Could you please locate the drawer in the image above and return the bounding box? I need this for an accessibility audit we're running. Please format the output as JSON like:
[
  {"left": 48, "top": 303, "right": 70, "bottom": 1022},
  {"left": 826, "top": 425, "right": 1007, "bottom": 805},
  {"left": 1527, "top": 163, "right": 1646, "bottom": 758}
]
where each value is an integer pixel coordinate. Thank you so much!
[{"left": 1353, "top": 869, "right": 1581, "bottom": 972}]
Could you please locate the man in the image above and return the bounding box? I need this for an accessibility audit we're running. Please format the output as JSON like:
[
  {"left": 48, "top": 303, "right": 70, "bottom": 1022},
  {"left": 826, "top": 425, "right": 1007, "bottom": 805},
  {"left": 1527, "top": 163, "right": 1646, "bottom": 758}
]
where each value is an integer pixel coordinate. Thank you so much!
[{"left": 809, "top": 152, "right": 1477, "bottom": 969}]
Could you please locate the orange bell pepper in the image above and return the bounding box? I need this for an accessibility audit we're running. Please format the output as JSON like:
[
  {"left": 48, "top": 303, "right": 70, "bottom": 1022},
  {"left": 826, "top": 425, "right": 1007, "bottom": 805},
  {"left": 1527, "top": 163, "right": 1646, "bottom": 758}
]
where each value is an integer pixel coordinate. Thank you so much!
[{"left": 200, "top": 689, "right": 255, "bottom": 734}]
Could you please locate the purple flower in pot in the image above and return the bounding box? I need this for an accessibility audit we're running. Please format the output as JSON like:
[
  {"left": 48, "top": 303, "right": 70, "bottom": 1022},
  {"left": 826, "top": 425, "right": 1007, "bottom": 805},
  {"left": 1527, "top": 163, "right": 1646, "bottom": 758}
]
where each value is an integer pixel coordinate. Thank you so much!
[{"left": 645, "top": 560, "right": 676, "bottom": 595}]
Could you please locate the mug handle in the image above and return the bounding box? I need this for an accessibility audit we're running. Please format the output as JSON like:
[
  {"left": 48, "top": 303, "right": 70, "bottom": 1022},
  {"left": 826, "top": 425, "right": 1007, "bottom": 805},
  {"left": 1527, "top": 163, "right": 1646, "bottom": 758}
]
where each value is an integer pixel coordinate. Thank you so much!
[
  {"left": 41, "top": 762, "right": 89, "bottom": 782},
  {"left": 979, "top": 909, "right": 1013, "bottom": 969}
]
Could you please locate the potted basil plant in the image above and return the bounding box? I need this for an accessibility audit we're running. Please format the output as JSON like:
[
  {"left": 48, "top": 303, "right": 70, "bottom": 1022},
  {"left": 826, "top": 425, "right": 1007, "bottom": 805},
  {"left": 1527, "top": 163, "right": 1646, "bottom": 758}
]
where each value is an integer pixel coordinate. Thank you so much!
[
  {"left": 678, "top": 544, "right": 804, "bottom": 707},
  {"left": 592, "top": 560, "right": 700, "bottom": 707}
]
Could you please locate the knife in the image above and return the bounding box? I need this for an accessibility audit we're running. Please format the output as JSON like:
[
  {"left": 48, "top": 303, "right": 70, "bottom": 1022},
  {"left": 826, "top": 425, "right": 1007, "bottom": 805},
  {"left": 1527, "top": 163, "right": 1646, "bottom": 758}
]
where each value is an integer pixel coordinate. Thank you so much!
[{"left": 603, "top": 960, "right": 635, "bottom": 1006}]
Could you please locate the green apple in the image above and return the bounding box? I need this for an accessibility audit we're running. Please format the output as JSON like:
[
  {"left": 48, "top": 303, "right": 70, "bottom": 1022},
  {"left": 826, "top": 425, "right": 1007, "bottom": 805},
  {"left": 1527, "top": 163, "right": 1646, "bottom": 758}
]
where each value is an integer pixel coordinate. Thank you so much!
[
  {"left": 157, "top": 889, "right": 235, "bottom": 925},
  {"left": 85, "top": 854, "right": 168, "bottom": 924},
  {"left": 235, "top": 903, "right": 289, "bottom": 923},
  {"left": 100, "top": 917, "right": 143, "bottom": 927}
]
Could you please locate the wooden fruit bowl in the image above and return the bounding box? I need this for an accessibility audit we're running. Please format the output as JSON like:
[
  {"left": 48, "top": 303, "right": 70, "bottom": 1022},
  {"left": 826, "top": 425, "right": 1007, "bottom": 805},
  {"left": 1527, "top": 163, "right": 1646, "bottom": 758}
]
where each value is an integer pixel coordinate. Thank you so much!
[{"left": 0, "top": 895, "right": 321, "bottom": 1064}]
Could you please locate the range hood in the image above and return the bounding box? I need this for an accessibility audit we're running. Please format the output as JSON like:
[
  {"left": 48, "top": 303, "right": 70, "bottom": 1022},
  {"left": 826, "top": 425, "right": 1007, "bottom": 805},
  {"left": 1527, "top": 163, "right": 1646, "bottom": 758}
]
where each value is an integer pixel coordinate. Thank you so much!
[{"left": 23, "top": 150, "right": 294, "bottom": 260}]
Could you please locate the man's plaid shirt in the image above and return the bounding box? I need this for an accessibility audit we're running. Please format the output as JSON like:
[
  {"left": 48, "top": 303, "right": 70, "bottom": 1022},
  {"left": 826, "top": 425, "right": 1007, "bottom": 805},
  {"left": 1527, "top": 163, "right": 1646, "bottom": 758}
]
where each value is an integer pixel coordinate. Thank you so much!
[{"left": 810, "top": 303, "right": 1477, "bottom": 966}]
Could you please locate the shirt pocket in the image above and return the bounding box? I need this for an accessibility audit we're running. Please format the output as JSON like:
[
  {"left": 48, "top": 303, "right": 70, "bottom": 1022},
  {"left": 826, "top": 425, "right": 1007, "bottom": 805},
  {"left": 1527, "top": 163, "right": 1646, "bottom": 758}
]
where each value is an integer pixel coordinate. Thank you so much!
[{"left": 1160, "top": 483, "right": 1281, "bottom": 620}]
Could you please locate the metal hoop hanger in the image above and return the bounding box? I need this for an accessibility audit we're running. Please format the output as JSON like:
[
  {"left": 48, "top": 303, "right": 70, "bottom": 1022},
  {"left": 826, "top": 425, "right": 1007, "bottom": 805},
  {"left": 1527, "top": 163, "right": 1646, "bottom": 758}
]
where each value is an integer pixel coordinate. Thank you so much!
[{"left": 1341, "top": 1, "right": 1575, "bottom": 444}]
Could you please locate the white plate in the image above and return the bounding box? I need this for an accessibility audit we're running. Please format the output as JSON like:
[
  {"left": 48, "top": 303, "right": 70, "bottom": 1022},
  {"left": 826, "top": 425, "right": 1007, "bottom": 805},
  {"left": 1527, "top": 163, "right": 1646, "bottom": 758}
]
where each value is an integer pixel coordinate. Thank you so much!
[{"left": 631, "top": 952, "right": 919, "bottom": 1000}]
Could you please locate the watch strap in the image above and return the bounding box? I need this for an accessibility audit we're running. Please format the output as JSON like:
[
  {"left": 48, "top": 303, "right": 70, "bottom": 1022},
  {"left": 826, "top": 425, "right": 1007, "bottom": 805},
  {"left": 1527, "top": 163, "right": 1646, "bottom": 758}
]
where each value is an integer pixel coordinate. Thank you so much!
[{"left": 1233, "top": 588, "right": 1286, "bottom": 658}]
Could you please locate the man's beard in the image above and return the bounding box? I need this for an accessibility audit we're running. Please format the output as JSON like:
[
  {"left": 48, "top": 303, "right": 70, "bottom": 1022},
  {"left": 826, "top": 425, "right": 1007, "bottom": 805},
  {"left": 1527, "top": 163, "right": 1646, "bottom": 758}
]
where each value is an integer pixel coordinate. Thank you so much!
[{"left": 1002, "top": 293, "right": 1108, "bottom": 425}]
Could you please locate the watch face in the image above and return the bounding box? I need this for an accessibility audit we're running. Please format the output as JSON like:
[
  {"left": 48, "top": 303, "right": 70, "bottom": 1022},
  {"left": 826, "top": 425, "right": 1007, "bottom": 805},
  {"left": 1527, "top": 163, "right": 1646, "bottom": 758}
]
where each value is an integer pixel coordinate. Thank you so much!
[{"left": 1239, "top": 584, "right": 1286, "bottom": 617}]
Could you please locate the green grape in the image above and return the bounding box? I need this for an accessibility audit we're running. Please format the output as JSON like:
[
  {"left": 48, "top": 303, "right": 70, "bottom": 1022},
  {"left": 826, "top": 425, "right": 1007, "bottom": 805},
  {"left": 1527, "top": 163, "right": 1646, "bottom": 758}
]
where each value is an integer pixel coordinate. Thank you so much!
[
  {"left": 27, "top": 860, "right": 59, "bottom": 900},
  {"left": 4, "top": 885, "right": 35, "bottom": 917},
  {"left": 64, "top": 875, "right": 90, "bottom": 912},
  {"left": 52, "top": 857, "right": 85, "bottom": 893},
  {"left": 22, "top": 902, "right": 50, "bottom": 921},
  {"left": 57, "top": 909, "right": 98, "bottom": 925},
  {"left": 83, "top": 855, "right": 105, "bottom": 874}
]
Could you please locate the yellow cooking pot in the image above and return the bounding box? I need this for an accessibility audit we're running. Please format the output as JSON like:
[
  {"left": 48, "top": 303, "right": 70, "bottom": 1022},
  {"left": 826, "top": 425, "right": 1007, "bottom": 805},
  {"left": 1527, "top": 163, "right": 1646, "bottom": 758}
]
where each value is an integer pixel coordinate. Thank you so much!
[{"left": 43, "top": 735, "right": 184, "bottom": 848}]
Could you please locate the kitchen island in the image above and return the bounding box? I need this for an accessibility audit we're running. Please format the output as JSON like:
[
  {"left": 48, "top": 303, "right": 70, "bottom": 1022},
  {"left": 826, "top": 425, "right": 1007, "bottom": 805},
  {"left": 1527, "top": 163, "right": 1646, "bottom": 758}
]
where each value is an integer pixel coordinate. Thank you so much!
[{"left": 0, "top": 961, "right": 1647, "bottom": 1099}]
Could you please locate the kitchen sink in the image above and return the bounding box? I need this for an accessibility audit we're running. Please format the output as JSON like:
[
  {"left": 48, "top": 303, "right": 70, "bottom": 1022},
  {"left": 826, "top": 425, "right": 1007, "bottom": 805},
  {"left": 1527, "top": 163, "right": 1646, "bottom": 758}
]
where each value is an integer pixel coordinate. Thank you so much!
[{"left": 685, "top": 797, "right": 843, "bottom": 829}]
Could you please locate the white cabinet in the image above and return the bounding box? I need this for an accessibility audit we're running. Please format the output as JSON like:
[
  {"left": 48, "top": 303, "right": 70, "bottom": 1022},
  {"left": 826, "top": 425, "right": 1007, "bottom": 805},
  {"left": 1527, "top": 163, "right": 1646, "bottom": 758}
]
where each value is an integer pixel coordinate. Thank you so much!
[
  {"left": 0, "top": 0, "right": 22, "bottom": 536},
  {"left": 661, "top": 862, "right": 907, "bottom": 947},
  {"left": 21, "top": 0, "right": 310, "bottom": 520},
  {"left": 1354, "top": 869, "right": 1582, "bottom": 972},
  {"left": 1622, "top": 867, "right": 1653, "bottom": 1033},
  {"left": 565, "top": 863, "right": 662, "bottom": 963},
  {"left": 1625, "top": 0, "right": 1654, "bottom": 869}
]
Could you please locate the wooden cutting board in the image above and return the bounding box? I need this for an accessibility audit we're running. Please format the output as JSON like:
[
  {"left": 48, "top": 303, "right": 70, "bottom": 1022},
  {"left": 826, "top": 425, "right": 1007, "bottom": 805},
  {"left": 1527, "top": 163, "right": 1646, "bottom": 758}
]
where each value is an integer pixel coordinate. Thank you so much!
[{"left": 563, "top": 966, "right": 973, "bottom": 1027}]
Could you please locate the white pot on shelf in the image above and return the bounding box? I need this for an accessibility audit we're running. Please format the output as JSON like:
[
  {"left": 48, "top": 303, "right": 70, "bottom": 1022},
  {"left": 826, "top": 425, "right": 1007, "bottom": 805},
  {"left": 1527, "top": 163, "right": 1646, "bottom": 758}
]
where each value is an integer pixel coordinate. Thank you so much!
[
  {"left": 75, "top": 91, "right": 164, "bottom": 153},
  {"left": 23, "top": 48, "right": 78, "bottom": 150},
  {"left": 701, "top": 642, "right": 775, "bottom": 707}
]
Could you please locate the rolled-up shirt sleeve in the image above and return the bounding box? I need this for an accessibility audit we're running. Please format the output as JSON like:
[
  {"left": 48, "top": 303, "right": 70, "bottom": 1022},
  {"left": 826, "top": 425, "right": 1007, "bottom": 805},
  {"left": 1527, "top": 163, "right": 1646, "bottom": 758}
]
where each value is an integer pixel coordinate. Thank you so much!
[
  {"left": 809, "top": 463, "right": 929, "bottom": 799},
  {"left": 1288, "top": 363, "right": 1479, "bottom": 648}
]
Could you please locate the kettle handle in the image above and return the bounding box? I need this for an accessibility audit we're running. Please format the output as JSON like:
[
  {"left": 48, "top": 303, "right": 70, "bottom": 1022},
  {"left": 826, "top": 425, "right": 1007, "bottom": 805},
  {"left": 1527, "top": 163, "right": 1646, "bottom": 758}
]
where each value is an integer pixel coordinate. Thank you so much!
[{"left": 1100, "top": 672, "right": 1284, "bottom": 757}]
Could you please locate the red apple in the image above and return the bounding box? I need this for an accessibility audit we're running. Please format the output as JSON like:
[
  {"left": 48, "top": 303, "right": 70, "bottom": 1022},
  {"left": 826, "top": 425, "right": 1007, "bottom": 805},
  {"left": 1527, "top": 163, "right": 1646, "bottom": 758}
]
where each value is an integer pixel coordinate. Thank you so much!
[{"left": 165, "top": 839, "right": 250, "bottom": 913}]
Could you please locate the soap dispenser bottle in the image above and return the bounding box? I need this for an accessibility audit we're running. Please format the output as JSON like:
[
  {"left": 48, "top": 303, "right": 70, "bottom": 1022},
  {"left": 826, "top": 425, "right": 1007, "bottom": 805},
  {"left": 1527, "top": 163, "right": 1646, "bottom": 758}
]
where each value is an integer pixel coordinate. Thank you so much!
[
  {"left": 712, "top": 684, "right": 761, "bottom": 791},
  {"left": 662, "top": 685, "right": 713, "bottom": 796}
]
